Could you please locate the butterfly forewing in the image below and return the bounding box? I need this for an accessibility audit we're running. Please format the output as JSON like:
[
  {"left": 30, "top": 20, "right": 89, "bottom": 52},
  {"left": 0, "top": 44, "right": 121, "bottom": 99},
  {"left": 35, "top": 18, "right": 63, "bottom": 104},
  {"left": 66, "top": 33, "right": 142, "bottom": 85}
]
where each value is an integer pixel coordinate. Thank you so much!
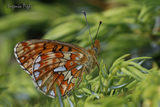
[
  {"left": 14, "top": 40, "right": 53, "bottom": 74},
  {"left": 14, "top": 39, "right": 93, "bottom": 97},
  {"left": 14, "top": 39, "right": 88, "bottom": 74}
]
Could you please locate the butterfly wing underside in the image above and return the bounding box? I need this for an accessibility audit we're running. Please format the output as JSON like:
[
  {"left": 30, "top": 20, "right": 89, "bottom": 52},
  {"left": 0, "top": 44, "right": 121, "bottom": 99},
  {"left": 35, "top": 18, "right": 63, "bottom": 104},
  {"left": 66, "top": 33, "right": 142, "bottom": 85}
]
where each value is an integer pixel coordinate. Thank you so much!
[{"left": 14, "top": 39, "right": 89, "bottom": 97}]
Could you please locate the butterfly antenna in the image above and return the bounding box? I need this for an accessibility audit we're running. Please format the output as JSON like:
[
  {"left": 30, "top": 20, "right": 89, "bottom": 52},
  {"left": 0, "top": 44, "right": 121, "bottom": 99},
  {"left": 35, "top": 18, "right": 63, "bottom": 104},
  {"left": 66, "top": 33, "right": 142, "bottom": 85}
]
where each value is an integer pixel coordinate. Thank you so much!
[
  {"left": 82, "top": 11, "right": 94, "bottom": 45},
  {"left": 95, "top": 21, "right": 102, "bottom": 40}
]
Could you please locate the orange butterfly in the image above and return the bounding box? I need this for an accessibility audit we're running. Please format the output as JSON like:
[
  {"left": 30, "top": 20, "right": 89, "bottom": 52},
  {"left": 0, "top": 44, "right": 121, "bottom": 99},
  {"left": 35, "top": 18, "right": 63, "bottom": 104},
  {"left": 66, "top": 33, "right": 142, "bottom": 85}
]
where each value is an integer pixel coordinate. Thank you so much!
[{"left": 14, "top": 11, "right": 101, "bottom": 98}]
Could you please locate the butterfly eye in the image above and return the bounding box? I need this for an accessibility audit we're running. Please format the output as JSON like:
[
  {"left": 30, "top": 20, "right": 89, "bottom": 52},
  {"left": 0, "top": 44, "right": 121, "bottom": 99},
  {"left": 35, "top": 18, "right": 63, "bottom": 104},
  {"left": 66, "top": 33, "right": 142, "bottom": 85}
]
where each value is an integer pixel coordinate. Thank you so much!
[{"left": 93, "top": 47, "right": 98, "bottom": 53}]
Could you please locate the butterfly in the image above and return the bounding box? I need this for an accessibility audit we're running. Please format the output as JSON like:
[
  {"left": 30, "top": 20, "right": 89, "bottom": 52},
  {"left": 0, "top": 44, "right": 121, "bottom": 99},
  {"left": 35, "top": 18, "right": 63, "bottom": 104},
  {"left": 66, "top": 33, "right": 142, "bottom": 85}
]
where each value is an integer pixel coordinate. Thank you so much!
[{"left": 14, "top": 12, "right": 102, "bottom": 98}]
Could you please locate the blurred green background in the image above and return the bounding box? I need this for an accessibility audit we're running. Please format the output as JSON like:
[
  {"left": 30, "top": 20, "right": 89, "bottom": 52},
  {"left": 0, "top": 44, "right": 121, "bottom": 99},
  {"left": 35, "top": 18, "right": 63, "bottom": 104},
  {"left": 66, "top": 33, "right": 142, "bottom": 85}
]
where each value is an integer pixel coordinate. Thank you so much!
[{"left": 0, "top": 0, "right": 160, "bottom": 107}]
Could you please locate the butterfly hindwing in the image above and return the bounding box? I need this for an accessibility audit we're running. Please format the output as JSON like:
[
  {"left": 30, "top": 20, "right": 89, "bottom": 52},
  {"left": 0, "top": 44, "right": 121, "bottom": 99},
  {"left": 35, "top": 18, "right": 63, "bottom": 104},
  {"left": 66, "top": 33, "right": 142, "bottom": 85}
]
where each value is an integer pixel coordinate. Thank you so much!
[
  {"left": 14, "top": 39, "right": 88, "bottom": 74},
  {"left": 32, "top": 52, "right": 85, "bottom": 97}
]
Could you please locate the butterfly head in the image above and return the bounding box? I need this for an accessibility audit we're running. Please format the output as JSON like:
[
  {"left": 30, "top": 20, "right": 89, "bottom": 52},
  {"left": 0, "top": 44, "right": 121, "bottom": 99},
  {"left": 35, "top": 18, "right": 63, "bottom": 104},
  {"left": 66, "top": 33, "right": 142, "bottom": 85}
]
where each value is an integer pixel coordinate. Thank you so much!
[
  {"left": 92, "top": 39, "right": 100, "bottom": 55},
  {"left": 87, "top": 39, "right": 100, "bottom": 58},
  {"left": 91, "top": 21, "right": 101, "bottom": 56}
]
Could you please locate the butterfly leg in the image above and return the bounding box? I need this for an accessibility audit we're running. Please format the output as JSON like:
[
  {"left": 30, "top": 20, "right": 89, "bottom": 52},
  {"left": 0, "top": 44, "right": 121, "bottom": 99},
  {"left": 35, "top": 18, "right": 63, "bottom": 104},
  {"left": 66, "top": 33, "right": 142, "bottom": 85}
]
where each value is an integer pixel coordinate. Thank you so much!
[
  {"left": 77, "top": 66, "right": 86, "bottom": 86},
  {"left": 93, "top": 55, "right": 100, "bottom": 71}
]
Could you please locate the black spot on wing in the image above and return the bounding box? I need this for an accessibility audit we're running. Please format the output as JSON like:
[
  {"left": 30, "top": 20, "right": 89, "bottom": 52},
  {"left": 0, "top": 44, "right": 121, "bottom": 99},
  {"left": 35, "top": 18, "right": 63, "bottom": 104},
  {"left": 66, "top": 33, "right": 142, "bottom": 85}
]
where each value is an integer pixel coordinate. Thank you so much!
[
  {"left": 68, "top": 47, "right": 72, "bottom": 52},
  {"left": 59, "top": 45, "right": 64, "bottom": 51},
  {"left": 52, "top": 45, "right": 58, "bottom": 52},
  {"left": 43, "top": 43, "right": 46, "bottom": 50}
]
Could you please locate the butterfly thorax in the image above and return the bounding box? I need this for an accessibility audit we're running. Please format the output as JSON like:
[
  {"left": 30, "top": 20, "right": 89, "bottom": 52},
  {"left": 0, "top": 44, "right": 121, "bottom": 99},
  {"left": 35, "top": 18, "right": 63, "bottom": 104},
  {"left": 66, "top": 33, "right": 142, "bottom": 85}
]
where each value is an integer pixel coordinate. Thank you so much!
[{"left": 85, "top": 40, "right": 100, "bottom": 74}]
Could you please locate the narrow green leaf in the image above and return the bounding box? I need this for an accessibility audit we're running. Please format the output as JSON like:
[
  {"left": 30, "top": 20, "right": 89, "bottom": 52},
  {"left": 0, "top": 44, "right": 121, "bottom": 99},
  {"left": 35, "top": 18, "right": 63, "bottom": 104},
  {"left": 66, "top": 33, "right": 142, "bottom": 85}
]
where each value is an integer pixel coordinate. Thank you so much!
[
  {"left": 82, "top": 88, "right": 92, "bottom": 95},
  {"left": 110, "top": 83, "right": 127, "bottom": 89},
  {"left": 128, "top": 66, "right": 146, "bottom": 80},
  {"left": 55, "top": 85, "right": 64, "bottom": 107},
  {"left": 66, "top": 96, "right": 74, "bottom": 107},
  {"left": 121, "top": 67, "right": 142, "bottom": 81},
  {"left": 127, "top": 57, "right": 151, "bottom": 62}
]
